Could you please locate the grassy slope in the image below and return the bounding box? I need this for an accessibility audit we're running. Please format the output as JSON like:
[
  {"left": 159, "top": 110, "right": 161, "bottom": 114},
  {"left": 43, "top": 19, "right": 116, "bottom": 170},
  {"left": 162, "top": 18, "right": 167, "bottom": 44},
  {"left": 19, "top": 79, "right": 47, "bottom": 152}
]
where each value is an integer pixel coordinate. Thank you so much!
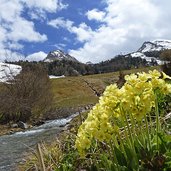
[
  {"left": 50, "top": 66, "right": 159, "bottom": 109},
  {"left": 51, "top": 77, "right": 98, "bottom": 108}
]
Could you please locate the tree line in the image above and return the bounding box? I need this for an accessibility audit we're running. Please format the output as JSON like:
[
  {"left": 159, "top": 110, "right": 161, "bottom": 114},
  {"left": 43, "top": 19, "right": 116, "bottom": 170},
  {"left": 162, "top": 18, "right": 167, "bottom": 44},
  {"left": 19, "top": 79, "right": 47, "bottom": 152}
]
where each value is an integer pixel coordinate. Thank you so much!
[{"left": 10, "top": 55, "right": 152, "bottom": 77}]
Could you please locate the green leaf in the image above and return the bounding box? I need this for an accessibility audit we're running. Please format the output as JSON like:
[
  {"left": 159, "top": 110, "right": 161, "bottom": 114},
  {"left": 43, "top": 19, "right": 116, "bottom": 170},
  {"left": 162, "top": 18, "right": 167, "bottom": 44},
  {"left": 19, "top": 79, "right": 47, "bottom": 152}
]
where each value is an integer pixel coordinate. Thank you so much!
[
  {"left": 114, "top": 146, "right": 127, "bottom": 166},
  {"left": 123, "top": 145, "right": 138, "bottom": 170}
]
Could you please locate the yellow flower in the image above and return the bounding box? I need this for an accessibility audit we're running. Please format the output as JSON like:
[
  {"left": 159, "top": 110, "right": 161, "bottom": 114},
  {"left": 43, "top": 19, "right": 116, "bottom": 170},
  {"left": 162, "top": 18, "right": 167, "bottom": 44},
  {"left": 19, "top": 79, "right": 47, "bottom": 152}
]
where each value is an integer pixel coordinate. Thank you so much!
[
  {"left": 124, "top": 73, "right": 137, "bottom": 85},
  {"left": 162, "top": 72, "right": 171, "bottom": 80},
  {"left": 75, "top": 69, "right": 171, "bottom": 155},
  {"left": 95, "top": 130, "right": 105, "bottom": 141},
  {"left": 151, "top": 78, "right": 165, "bottom": 89},
  {"left": 137, "top": 72, "right": 150, "bottom": 82},
  {"left": 149, "top": 69, "right": 161, "bottom": 78}
]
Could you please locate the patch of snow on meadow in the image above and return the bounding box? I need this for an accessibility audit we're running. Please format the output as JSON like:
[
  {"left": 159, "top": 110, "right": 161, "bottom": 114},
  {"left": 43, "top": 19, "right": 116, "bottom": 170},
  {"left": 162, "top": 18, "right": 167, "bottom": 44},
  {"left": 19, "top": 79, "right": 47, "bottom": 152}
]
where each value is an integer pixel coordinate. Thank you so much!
[
  {"left": 0, "top": 63, "right": 22, "bottom": 82},
  {"left": 49, "top": 75, "right": 65, "bottom": 79}
]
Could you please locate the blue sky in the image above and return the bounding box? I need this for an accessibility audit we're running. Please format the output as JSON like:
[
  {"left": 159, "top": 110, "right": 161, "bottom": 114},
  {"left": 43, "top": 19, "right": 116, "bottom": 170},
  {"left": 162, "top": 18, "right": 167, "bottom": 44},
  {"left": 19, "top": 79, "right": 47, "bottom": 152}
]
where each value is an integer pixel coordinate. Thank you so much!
[{"left": 1, "top": 0, "right": 171, "bottom": 63}]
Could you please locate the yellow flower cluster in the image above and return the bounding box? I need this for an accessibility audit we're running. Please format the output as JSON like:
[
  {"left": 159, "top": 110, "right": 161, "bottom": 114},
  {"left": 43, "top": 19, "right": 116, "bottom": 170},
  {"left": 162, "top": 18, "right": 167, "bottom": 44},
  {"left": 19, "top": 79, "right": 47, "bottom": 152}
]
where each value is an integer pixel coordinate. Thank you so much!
[{"left": 75, "top": 70, "right": 171, "bottom": 155}]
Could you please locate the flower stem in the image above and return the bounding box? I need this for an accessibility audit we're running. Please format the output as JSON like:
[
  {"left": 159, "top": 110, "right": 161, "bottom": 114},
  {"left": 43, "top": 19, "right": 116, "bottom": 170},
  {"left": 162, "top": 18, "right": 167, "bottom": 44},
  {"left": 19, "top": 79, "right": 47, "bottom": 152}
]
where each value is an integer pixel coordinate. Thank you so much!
[
  {"left": 145, "top": 115, "right": 151, "bottom": 151},
  {"left": 155, "top": 93, "right": 160, "bottom": 153},
  {"left": 110, "top": 140, "right": 120, "bottom": 171},
  {"left": 121, "top": 107, "right": 139, "bottom": 167}
]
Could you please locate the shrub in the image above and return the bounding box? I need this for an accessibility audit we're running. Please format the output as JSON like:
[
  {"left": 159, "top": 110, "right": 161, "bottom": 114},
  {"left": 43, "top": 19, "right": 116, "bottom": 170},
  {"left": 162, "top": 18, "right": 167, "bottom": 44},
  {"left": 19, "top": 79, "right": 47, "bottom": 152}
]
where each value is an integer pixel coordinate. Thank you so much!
[
  {"left": 0, "top": 65, "right": 53, "bottom": 123},
  {"left": 160, "top": 49, "right": 171, "bottom": 76}
]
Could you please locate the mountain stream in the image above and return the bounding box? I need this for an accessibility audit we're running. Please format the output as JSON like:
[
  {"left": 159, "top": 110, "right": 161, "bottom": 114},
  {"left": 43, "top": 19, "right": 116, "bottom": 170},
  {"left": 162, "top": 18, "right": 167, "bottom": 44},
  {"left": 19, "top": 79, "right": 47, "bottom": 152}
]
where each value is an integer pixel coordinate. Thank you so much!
[{"left": 0, "top": 112, "right": 79, "bottom": 171}]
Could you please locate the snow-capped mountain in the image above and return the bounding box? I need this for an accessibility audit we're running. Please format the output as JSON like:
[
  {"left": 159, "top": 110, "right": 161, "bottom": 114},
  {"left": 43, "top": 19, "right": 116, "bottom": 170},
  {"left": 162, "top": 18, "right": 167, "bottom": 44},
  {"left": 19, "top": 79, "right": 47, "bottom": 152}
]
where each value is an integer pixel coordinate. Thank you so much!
[
  {"left": 44, "top": 50, "right": 78, "bottom": 62},
  {"left": 138, "top": 39, "right": 171, "bottom": 53},
  {"left": 0, "top": 62, "right": 22, "bottom": 82},
  {"left": 127, "top": 39, "right": 171, "bottom": 64}
]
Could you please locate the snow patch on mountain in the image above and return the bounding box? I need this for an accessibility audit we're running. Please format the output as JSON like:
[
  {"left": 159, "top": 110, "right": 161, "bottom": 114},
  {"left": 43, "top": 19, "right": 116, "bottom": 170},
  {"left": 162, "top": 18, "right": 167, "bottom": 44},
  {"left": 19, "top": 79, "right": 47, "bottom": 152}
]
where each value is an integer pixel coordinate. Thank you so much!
[
  {"left": 130, "top": 52, "right": 156, "bottom": 62},
  {"left": 152, "top": 39, "right": 171, "bottom": 49},
  {"left": 129, "top": 52, "right": 165, "bottom": 65},
  {"left": 0, "top": 62, "right": 22, "bottom": 82}
]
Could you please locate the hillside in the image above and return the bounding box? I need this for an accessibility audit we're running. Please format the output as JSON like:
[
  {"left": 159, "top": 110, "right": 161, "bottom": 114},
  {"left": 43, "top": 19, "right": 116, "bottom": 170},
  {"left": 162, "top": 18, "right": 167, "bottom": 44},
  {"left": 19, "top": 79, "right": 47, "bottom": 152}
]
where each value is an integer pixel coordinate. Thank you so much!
[
  {"left": 8, "top": 55, "right": 156, "bottom": 77},
  {"left": 46, "top": 66, "right": 159, "bottom": 119},
  {"left": 46, "top": 55, "right": 151, "bottom": 76}
]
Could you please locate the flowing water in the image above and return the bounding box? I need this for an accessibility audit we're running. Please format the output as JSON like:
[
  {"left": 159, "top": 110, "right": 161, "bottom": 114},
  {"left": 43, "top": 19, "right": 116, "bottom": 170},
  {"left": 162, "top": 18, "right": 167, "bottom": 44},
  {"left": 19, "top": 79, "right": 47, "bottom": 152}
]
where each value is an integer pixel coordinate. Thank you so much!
[{"left": 0, "top": 112, "right": 79, "bottom": 171}]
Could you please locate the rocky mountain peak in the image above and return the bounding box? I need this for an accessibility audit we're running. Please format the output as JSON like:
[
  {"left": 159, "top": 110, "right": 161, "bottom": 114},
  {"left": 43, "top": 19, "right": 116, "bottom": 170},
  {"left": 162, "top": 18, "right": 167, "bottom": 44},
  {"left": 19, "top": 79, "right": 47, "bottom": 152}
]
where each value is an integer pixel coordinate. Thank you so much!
[
  {"left": 138, "top": 39, "right": 171, "bottom": 53},
  {"left": 44, "top": 50, "right": 78, "bottom": 62},
  {"left": 127, "top": 39, "right": 171, "bottom": 65}
]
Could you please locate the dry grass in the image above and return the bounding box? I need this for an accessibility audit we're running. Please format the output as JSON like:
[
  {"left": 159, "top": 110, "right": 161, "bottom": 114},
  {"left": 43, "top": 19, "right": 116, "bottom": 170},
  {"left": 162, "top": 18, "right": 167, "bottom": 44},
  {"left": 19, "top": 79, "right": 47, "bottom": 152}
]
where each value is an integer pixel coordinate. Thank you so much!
[
  {"left": 50, "top": 66, "right": 159, "bottom": 109},
  {"left": 50, "top": 77, "right": 99, "bottom": 108}
]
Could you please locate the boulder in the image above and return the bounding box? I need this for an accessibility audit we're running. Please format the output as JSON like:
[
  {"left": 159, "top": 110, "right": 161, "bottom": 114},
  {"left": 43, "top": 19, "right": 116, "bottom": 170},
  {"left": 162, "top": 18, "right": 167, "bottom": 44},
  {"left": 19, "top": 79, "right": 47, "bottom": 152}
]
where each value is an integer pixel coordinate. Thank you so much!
[
  {"left": 17, "top": 121, "right": 28, "bottom": 129},
  {"left": 9, "top": 130, "right": 14, "bottom": 134},
  {"left": 33, "top": 120, "right": 45, "bottom": 126}
]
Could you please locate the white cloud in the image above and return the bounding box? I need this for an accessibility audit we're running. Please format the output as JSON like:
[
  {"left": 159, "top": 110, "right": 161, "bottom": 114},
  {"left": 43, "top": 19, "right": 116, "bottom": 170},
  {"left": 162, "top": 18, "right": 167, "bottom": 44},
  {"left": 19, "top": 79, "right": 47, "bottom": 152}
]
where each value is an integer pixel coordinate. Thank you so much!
[
  {"left": 8, "top": 17, "right": 47, "bottom": 42},
  {"left": 63, "top": 37, "right": 71, "bottom": 42},
  {"left": 23, "top": 0, "right": 68, "bottom": 20},
  {"left": 0, "top": 27, "right": 7, "bottom": 45},
  {"left": 0, "top": 0, "right": 23, "bottom": 22},
  {"left": 86, "top": 9, "right": 106, "bottom": 21},
  {"left": 26, "top": 51, "right": 47, "bottom": 62},
  {"left": 48, "top": 17, "right": 73, "bottom": 29},
  {"left": 68, "top": 0, "right": 171, "bottom": 63},
  {"left": 71, "top": 23, "right": 94, "bottom": 42},
  {"left": 52, "top": 43, "right": 66, "bottom": 50},
  {"left": 0, "top": 0, "right": 67, "bottom": 61},
  {"left": 6, "top": 42, "right": 24, "bottom": 50},
  {"left": 70, "top": 27, "right": 128, "bottom": 63},
  {"left": 48, "top": 18, "right": 93, "bottom": 42},
  {"left": 0, "top": 49, "right": 24, "bottom": 62},
  {"left": 23, "top": 0, "right": 67, "bottom": 13}
]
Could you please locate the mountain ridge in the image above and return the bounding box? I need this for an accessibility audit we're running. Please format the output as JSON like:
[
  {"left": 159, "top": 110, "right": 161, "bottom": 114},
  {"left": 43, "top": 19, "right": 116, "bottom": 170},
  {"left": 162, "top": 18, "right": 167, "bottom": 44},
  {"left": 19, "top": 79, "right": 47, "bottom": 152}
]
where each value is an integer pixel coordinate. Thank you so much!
[{"left": 43, "top": 39, "right": 171, "bottom": 65}]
